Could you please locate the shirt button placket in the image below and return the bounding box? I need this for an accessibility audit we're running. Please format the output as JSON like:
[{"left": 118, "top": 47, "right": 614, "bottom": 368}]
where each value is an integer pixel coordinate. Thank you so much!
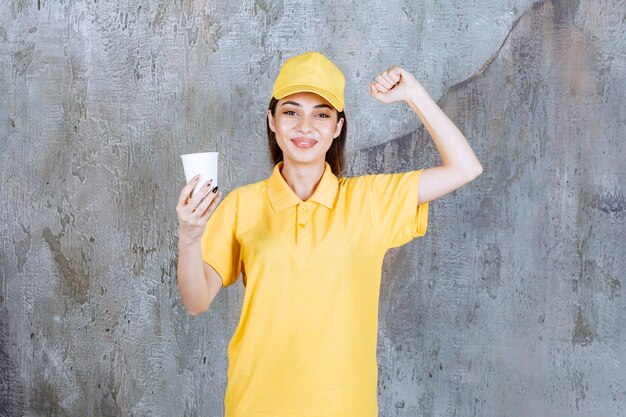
[{"left": 296, "top": 203, "right": 310, "bottom": 245}]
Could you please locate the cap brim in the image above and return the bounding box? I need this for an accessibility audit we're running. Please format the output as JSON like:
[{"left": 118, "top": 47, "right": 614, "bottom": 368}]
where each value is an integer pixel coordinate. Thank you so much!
[{"left": 273, "top": 84, "right": 343, "bottom": 112}]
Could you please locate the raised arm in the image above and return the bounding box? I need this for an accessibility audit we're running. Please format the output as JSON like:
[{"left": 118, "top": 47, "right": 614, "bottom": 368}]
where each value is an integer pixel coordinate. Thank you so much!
[{"left": 370, "top": 66, "right": 483, "bottom": 204}]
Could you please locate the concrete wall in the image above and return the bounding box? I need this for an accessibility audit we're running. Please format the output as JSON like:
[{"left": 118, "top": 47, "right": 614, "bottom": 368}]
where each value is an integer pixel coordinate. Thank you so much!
[{"left": 1, "top": 0, "right": 624, "bottom": 416}]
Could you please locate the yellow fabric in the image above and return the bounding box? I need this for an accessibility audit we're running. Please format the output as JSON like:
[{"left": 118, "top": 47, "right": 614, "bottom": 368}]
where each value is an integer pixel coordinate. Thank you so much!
[
  {"left": 200, "top": 160, "right": 429, "bottom": 417},
  {"left": 271, "top": 51, "right": 346, "bottom": 112}
]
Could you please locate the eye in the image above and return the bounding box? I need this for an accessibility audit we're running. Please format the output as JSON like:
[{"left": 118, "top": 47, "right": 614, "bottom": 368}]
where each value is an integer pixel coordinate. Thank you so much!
[
  {"left": 318, "top": 113, "right": 330, "bottom": 118},
  {"left": 283, "top": 110, "right": 297, "bottom": 116}
]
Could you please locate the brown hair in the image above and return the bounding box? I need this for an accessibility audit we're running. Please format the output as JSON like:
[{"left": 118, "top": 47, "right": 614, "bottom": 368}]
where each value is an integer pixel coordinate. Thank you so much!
[{"left": 266, "top": 96, "right": 347, "bottom": 177}]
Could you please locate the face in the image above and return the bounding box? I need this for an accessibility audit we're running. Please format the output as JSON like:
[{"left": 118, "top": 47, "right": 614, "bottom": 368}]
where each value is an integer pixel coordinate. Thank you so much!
[{"left": 267, "top": 92, "right": 344, "bottom": 167}]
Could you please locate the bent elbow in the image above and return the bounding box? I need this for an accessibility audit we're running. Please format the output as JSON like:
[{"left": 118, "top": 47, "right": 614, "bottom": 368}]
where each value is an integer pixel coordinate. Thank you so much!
[
  {"left": 468, "top": 165, "right": 483, "bottom": 181},
  {"left": 185, "top": 304, "right": 208, "bottom": 317}
]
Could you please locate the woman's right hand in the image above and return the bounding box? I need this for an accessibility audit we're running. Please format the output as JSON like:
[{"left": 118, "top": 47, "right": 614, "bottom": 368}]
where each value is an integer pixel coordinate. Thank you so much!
[{"left": 176, "top": 176, "right": 222, "bottom": 244}]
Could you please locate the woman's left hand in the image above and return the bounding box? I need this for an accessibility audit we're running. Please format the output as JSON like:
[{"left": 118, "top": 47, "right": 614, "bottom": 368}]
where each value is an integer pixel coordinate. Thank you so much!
[{"left": 369, "top": 66, "right": 420, "bottom": 104}]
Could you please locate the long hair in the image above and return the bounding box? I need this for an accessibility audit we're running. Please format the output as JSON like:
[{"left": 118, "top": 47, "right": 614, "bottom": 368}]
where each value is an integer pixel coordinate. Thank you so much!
[{"left": 266, "top": 96, "right": 347, "bottom": 177}]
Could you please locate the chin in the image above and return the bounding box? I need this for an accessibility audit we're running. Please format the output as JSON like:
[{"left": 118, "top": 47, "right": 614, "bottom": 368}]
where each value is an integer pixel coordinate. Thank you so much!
[{"left": 284, "top": 153, "right": 324, "bottom": 165}]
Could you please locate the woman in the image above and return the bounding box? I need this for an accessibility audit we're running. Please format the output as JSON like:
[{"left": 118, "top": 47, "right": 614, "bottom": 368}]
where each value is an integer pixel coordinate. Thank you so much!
[{"left": 176, "top": 51, "right": 482, "bottom": 417}]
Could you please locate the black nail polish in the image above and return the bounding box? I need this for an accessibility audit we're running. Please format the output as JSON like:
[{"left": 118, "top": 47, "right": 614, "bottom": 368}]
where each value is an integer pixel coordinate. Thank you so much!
[{"left": 211, "top": 186, "right": 219, "bottom": 193}]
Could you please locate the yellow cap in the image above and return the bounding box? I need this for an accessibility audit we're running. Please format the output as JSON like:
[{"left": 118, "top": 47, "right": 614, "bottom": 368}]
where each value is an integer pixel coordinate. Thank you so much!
[{"left": 271, "top": 51, "right": 345, "bottom": 112}]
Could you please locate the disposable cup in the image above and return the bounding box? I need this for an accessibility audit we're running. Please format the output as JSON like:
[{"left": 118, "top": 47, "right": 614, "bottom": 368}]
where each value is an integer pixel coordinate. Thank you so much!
[{"left": 180, "top": 152, "right": 219, "bottom": 198}]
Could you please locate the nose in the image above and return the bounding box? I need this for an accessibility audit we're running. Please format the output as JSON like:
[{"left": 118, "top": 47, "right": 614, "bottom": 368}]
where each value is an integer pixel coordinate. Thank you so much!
[{"left": 297, "top": 115, "right": 313, "bottom": 133}]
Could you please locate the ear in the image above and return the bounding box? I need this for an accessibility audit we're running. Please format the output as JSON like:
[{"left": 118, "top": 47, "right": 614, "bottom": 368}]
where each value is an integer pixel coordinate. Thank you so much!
[
  {"left": 267, "top": 109, "right": 276, "bottom": 133},
  {"left": 333, "top": 117, "right": 344, "bottom": 139}
]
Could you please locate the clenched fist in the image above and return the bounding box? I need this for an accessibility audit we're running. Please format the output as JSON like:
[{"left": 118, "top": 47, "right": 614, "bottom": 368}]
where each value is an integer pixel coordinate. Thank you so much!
[{"left": 369, "top": 65, "right": 420, "bottom": 104}]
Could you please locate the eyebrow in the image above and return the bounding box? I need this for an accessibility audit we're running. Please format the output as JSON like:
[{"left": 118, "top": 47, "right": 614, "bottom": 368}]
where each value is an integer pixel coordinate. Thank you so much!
[{"left": 280, "top": 101, "right": 333, "bottom": 110}]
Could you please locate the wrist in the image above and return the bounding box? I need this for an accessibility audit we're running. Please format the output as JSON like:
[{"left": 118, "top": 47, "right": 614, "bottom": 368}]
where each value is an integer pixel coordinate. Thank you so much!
[
  {"left": 178, "top": 233, "right": 201, "bottom": 248},
  {"left": 404, "top": 83, "right": 429, "bottom": 106}
]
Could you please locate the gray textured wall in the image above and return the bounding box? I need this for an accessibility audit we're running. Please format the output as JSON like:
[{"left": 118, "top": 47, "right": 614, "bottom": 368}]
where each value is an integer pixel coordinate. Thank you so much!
[{"left": 1, "top": 0, "right": 624, "bottom": 416}]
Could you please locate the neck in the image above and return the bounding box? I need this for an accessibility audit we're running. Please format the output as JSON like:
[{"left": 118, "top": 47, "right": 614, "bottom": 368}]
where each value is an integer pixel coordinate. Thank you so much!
[{"left": 279, "top": 159, "right": 325, "bottom": 201}]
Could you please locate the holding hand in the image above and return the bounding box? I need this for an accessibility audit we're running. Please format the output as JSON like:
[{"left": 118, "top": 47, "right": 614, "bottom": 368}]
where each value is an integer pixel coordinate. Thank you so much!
[
  {"left": 176, "top": 176, "right": 222, "bottom": 244},
  {"left": 369, "top": 65, "right": 420, "bottom": 104}
]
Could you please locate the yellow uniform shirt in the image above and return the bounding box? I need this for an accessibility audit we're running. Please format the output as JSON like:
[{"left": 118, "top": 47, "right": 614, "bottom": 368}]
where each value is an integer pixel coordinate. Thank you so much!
[{"left": 201, "top": 160, "right": 429, "bottom": 417}]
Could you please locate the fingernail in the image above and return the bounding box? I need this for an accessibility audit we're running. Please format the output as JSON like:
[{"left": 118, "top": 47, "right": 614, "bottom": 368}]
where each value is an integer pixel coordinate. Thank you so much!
[
  {"left": 205, "top": 179, "right": 213, "bottom": 187},
  {"left": 211, "top": 186, "right": 219, "bottom": 193},
  {"left": 194, "top": 175, "right": 199, "bottom": 181}
]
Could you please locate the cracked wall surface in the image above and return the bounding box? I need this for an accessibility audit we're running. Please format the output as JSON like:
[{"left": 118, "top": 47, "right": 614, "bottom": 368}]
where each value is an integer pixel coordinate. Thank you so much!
[{"left": 1, "top": 0, "right": 624, "bottom": 416}]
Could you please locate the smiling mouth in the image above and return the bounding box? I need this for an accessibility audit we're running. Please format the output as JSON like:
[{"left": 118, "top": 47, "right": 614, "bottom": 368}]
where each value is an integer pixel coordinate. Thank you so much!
[{"left": 291, "top": 138, "right": 318, "bottom": 149}]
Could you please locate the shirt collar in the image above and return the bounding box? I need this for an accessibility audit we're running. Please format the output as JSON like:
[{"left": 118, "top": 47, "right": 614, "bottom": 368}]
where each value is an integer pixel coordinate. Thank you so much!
[{"left": 267, "top": 160, "right": 339, "bottom": 212}]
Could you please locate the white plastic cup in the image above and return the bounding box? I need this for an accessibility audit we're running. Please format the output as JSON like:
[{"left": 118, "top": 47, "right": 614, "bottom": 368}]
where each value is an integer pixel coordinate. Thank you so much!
[{"left": 180, "top": 152, "right": 219, "bottom": 198}]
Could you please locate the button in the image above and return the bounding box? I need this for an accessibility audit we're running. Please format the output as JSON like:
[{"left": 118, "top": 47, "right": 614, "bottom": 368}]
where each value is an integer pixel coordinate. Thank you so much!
[
  {"left": 298, "top": 223, "right": 305, "bottom": 227},
  {"left": 300, "top": 206, "right": 306, "bottom": 212}
]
